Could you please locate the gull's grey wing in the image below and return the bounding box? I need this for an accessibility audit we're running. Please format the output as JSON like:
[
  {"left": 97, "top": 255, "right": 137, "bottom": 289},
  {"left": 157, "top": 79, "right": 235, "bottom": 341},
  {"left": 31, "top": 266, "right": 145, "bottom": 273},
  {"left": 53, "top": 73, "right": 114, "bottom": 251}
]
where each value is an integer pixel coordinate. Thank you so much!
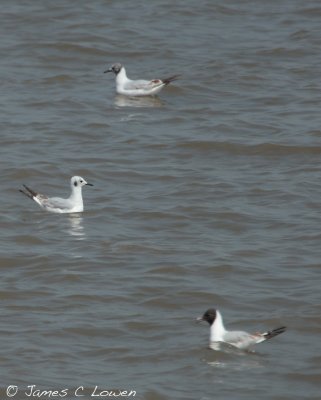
[
  {"left": 124, "top": 79, "right": 153, "bottom": 90},
  {"left": 223, "top": 330, "right": 258, "bottom": 348},
  {"left": 42, "top": 196, "right": 72, "bottom": 210}
]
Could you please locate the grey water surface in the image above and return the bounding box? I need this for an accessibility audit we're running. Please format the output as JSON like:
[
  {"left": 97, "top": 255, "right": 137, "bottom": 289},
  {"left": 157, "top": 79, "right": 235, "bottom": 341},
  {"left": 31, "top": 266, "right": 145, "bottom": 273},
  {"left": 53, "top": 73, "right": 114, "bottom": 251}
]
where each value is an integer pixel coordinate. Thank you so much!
[{"left": 1, "top": 1, "right": 321, "bottom": 399}]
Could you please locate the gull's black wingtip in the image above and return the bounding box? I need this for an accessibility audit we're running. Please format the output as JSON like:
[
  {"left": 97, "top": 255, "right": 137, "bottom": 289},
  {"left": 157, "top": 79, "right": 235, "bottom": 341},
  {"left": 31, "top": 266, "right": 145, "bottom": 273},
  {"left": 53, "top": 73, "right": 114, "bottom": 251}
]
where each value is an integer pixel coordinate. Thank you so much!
[{"left": 264, "top": 326, "right": 287, "bottom": 340}]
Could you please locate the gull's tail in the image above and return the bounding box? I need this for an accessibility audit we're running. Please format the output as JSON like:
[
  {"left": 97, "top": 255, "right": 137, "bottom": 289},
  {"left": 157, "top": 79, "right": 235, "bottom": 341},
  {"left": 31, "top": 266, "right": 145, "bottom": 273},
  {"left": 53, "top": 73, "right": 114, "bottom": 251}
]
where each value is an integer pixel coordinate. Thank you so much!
[
  {"left": 19, "top": 184, "right": 37, "bottom": 200},
  {"left": 262, "top": 326, "right": 287, "bottom": 340}
]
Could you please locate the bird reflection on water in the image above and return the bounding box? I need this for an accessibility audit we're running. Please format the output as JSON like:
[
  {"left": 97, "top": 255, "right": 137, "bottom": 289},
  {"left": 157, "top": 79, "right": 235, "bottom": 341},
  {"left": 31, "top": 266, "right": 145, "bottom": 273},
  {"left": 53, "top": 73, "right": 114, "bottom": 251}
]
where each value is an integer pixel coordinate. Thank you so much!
[
  {"left": 67, "top": 214, "right": 85, "bottom": 239},
  {"left": 114, "top": 94, "right": 164, "bottom": 108}
]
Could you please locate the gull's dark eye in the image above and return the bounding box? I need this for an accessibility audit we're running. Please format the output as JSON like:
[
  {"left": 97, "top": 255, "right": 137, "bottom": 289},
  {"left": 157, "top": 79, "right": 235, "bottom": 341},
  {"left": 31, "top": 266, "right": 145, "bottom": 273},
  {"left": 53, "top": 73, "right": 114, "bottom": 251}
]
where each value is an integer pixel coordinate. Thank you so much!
[
  {"left": 80, "top": 180, "right": 83, "bottom": 183},
  {"left": 113, "top": 64, "right": 121, "bottom": 74}
]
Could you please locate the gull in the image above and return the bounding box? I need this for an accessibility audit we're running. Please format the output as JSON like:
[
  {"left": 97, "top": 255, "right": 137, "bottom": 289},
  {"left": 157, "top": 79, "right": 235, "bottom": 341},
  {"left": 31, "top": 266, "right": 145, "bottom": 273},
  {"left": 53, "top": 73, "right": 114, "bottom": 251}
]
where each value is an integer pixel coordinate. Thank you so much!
[
  {"left": 197, "top": 308, "right": 286, "bottom": 350},
  {"left": 104, "top": 63, "right": 179, "bottom": 97},
  {"left": 20, "top": 176, "right": 93, "bottom": 214}
]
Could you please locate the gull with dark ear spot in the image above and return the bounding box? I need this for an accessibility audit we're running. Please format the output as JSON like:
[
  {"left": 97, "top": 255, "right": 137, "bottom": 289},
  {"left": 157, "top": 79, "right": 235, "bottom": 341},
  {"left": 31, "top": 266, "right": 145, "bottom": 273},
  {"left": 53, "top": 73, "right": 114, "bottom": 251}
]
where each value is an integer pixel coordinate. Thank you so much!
[
  {"left": 20, "top": 176, "right": 93, "bottom": 214},
  {"left": 104, "top": 63, "right": 179, "bottom": 97},
  {"left": 197, "top": 308, "right": 286, "bottom": 350}
]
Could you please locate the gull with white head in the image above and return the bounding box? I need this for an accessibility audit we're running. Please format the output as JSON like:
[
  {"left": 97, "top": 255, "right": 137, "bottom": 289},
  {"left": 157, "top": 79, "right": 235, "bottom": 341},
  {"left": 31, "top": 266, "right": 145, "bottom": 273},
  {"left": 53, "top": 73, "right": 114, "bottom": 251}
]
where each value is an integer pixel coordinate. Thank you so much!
[
  {"left": 197, "top": 308, "right": 286, "bottom": 350},
  {"left": 104, "top": 63, "right": 179, "bottom": 97},
  {"left": 20, "top": 176, "right": 93, "bottom": 214}
]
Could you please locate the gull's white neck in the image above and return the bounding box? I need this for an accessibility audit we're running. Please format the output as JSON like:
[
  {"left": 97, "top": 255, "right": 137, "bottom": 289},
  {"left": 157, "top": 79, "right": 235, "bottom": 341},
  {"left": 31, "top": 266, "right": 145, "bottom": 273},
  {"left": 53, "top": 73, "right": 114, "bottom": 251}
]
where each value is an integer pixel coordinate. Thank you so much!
[
  {"left": 210, "top": 310, "right": 226, "bottom": 342},
  {"left": 69, "top": 185, "right": 84, "bottom": 206},
  {"left": 116, "top": 67, "right": 129, "bottom": 86}
]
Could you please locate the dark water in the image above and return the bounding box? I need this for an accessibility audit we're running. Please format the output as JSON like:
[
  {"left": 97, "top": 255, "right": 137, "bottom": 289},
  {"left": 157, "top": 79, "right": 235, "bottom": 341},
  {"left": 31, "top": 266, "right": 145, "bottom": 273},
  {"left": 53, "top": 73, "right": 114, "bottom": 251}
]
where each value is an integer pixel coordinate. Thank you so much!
[{"left": 1, "top": 1, "right": 321, "bottom": 399}]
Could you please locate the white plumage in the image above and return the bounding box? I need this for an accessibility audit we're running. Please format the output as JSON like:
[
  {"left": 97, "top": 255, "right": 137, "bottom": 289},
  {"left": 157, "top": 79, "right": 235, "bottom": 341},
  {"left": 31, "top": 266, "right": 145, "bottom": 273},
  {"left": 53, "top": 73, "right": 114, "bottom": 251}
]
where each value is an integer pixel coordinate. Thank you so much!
[
  {"left": 198, "top": 308, "right": 286, "bottom": 350},
  {"left": 20, "top": 176, "right": 93, "bottom": 214},
  {"left": 104, "top": 63, "right": 179, "bottom": 97}
]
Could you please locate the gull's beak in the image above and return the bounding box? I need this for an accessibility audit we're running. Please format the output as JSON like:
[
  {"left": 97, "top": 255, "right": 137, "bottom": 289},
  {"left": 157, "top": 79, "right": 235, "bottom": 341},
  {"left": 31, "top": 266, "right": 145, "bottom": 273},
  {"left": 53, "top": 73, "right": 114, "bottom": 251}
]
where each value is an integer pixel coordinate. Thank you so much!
[
  {"left": 86, "top": 182, "right": 93, "bottom": 186},
  {"left": 196, "top": 316, "right": 204, "bottom": 323},
  {"left": 104, "top": 68, "right": 112, "bottom": 73}
]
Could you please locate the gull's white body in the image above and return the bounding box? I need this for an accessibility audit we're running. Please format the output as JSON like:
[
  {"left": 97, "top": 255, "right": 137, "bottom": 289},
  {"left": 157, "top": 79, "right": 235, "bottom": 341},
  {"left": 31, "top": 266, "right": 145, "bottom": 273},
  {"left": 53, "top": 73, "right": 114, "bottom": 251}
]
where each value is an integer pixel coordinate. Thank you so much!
[
  {"left": 105, "top": 63, "right": 178, "bottom": 97},
  {"left": 198, "top": 309, "right": 286, "bottom": 350},
  {"left": 20, "top": 176, "right": 92, "bottom": 214}
]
